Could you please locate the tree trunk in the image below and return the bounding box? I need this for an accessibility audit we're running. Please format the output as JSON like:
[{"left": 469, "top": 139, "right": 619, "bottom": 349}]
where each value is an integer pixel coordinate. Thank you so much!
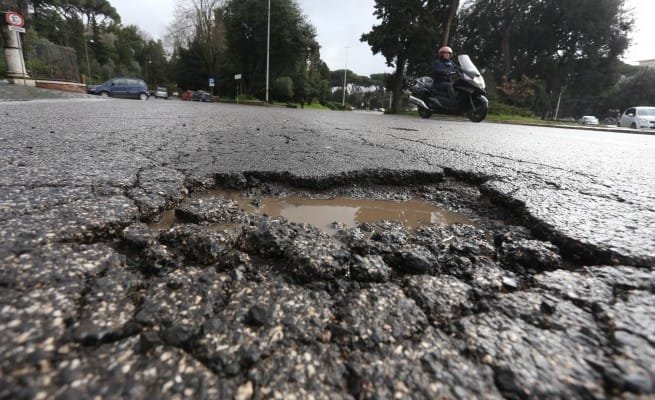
[
  {"left": 391, "top": 55, "right": 406, "bottom": 114},
  {"left": 441, "top": 0, "right": 460, "bottom": 46}
]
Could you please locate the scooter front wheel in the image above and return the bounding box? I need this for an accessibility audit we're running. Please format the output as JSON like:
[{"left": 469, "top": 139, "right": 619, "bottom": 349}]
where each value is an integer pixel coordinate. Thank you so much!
[
  {"left": 467, "top": 96, "right": 488, "bottom": 123},
  {"left": 418, "top": 107, "right": 432, "bottom": 119}
]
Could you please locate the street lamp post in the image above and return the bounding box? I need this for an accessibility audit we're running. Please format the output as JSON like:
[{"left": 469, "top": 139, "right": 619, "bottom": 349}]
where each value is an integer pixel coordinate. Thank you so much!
[
  {"left": 83, "top": 38, "right": 93, "bottom": 85},
  {"left": 266, "top": 0, "right": 271, "bottom": 103},
  {"left": 342, "top": 46, "right": 349, "bottom": 108},
  {"left": 145, "top": 59, "right": 152, "bottom": 86},
  {"left": 554, "top": 85, "right": 566, "bottom": 120}
]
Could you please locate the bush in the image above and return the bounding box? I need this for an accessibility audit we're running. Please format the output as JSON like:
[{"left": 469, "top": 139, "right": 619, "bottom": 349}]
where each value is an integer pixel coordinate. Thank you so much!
[
  {"left": 321, "top": 101, "right": 349, "bottom": 111},
  {"left": 237, "top": 93, "right": 257, "bottom": 102},
  {"left": 488, "top": 101, "right": 535, "bottom": 117},
  {"left": 26, "top": 35, "right": 80, "bottom": 81},
  {"left": 496, "top": 75, "right": 537, "bottom": 107},
  {"left": 26, "top": 59, "right": 50, "bottom": 79},
  {"left": 0, "top": 53, "right": 6, "bottom": 78},
  {"left": 272, "top": 76, "right": 294, "bottom": 101}
]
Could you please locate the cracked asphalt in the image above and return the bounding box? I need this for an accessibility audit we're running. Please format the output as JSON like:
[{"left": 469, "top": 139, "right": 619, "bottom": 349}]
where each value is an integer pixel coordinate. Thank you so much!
[{"left": 1, "top": 84, "right": 654, "bottom": 399}]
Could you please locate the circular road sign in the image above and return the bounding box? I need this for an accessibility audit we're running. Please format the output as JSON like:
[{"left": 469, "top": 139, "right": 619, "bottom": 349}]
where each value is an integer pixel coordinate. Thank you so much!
[{"left": 5, "top": 12, "right": 25, "bottom": 28}]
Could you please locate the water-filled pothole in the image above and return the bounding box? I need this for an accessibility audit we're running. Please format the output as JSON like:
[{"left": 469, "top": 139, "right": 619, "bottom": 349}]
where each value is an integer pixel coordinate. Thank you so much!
[{"left": 152, "top": 190, "right": 476, "bottom": 235}]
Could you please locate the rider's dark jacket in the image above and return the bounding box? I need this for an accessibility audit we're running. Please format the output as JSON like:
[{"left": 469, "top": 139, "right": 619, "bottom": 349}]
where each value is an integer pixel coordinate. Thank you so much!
[
  {"left": 432, "top": 58, "right": 458, "bottom": 84},
  {"left": 431, "top": 57, "right": 458, "bottom": 96}
]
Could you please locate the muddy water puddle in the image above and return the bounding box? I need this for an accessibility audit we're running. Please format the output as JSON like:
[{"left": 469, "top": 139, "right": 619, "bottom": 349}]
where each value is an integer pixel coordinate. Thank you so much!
[{"left": 153, "top": 190, "right": 475, "bottom": 235}]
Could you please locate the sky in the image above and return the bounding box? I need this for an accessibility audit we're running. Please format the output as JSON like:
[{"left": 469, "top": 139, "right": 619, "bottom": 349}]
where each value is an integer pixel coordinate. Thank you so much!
[{"left": 109, "top": 0, "right": 654, "bottom": 76}]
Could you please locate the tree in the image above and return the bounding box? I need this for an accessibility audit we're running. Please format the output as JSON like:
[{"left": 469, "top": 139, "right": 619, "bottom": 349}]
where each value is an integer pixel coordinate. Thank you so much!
[
  {"left": 29, "top": 0, "right": 119, "bottom": 31},
  {"left": 72, "top": 0, "right": 121, "bottom": 29},
  {"left": 0, "top": 0, "right": 30, "bottom": 16},
  {"left": 441, "top": 0, "right": 459, "bottom": 46},
  {"left": 24, "top": 0, "right": 125, "bottom": 80},
  {"left": 361, "top": 0, "right": 449, "bottom": 113},
  {"left": 219, "top": 0, "right": 320, "bottom": 99},
  {"left": 170, "top": 38, "right": 211, "bottom": 90},
  {"left": 272, "top": 76, "right": 293, "bottom": 101},
  {"left": 456, "top": 0, "right": 632, "bottom": 117},
  {"left": 0, "top": 1, "right": 165, "bottom": 84},
  {"left": 611, "top": 68, "right": 655, "bottom": 111},
  {"left": 168, "top": 0, "right": 226, "bottom": 80},
  {"left": 294, "top": 51, "right": 330, "bottom": 104}
]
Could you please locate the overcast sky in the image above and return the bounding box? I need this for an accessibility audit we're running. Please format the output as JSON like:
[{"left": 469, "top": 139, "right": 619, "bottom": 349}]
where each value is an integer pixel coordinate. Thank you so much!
[{"left": 108, "top": 0, "right": 654, "bottom": 76}]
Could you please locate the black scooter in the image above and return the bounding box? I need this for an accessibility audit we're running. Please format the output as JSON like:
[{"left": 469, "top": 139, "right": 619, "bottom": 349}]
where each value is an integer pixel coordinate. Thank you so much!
[{"left": 408, "top": 54, "right": 489, "bottom": 123}]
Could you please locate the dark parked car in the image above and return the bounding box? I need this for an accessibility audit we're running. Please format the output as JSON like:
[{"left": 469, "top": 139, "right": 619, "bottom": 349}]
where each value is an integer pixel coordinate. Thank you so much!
[
  {"left": 87, "top": 77, "right": 149, "bottom": 100},
  {"left": 192, "top": 90, "right": 213, "bottom": 102}
]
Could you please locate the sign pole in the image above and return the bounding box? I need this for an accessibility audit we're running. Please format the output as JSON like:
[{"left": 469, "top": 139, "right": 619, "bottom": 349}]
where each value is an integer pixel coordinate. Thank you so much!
[
  {"left": 2, "top": 11, "right": 29, "bottom": 83},
  {"left": 234, "top": 74, "right": 242, "bottom": 104},
  {"left": 208, "top": 77, "right": 215, "bottom": 97},
  {"left": 16, "top": 31, "right": 26, "bottom": 85},
  {"left": 266, "top": 0, "right": 270, "bottom": 103}
]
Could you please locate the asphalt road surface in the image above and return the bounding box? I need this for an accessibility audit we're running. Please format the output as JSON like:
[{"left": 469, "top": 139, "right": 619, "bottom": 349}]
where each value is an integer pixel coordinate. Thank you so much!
[{"left": 1, "top": 91, "right": 654, "bottom": 399}]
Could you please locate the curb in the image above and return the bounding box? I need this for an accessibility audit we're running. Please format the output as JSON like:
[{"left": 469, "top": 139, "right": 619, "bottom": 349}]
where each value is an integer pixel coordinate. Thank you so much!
[{"left": 493, "top": 120, "right": 655, "bottom": 136}]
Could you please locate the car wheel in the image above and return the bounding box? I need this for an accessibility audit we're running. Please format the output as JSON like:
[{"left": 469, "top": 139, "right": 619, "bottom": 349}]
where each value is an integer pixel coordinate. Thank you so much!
[
  {"left": 100, "top": 91, "right": 109, "bottom": 97},
  {"left": 630, "top": 122, "right": 637, "bottom": 129},
  {"left": 139, "top": 93, "right": 148, "bottom": 101}
]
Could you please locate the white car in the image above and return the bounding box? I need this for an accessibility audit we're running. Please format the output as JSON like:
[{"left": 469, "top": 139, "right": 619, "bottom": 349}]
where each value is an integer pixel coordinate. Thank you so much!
[
  {"left": 618, "top": 106, "right": 655, "bottom": 129},
  {"left": 152, "top": 86, "right": 168, "bottom": 99},
  {"left": 578, "top": 115, "right": 599, "bottom": 125}
]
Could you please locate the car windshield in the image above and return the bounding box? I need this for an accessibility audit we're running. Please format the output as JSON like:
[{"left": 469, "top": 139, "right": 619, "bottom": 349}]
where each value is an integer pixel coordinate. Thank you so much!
[{"left": 637, "top": 108, "right": 655, "bottom": 116}]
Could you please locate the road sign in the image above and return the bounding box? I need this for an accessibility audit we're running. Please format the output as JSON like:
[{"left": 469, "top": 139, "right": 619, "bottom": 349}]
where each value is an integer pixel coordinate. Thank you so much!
[
  {"left": 5, "top": 12, "right": 25, "bottom": 28},
  {"left": 208, "top": 78, "right": 215, "bottom": 87},
  {"left": 8, "top": 26, "right": 26, "bottom": 33},
  {"left": 234, "top": 74, "right": 242, "bottom": 80}
]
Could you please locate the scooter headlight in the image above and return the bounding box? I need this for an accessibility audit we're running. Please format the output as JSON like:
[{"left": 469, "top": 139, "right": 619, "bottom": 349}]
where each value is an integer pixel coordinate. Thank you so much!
[{"left": 473, "top": 75, "right": 486, "bottom": 90}]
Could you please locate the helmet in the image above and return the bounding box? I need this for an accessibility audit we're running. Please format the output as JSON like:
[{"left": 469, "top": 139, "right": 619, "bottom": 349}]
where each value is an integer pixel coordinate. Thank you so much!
[{"left": 438, "top": 46, "right": 453, "bottom": 56}]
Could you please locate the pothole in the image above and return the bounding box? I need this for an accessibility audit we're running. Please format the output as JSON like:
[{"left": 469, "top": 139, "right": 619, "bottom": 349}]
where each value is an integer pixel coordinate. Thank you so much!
[{"left": 150, "top": 189, "right": 476, "bottom": 235}]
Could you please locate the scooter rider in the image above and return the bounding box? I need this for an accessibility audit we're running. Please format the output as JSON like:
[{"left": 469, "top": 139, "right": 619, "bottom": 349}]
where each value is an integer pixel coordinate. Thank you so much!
[{"left": 431, "top": 46, "right": 458, "bottom": 100}]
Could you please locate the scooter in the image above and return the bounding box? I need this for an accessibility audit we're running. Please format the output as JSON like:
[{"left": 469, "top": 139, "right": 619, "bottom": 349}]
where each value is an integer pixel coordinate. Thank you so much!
[{"left": 408, "top": 54, "right": 489, "bottom": 123}]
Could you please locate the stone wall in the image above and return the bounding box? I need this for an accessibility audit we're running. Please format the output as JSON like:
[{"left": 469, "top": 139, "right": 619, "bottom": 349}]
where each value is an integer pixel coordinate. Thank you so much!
[{"left": 35, "top": 80, "right": 86, "bottom": 93}]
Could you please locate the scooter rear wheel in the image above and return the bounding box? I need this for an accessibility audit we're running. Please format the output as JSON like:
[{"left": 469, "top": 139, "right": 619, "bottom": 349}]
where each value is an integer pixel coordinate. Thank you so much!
[{"left": 418, "top": 107, "right": 432, "bottom": 119}]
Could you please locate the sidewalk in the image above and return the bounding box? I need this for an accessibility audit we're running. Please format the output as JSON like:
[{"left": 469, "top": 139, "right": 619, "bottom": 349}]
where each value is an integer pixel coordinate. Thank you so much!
[
  {"left": 495, "top": 119, "right": 655, "bottom": 136},
  {"left": 0, "top": 80, "right": 93, "bottom": 101}
]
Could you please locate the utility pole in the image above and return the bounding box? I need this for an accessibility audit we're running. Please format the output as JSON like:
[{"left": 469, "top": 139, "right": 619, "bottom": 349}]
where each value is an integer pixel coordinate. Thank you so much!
[
  {"left": 145, "top": 59, "right": 152, "bottom": 86},
  {"left": 83, "top": 38, "right": 93, "bottom": 85},
  {"left": 266, "top": 0, "right": 271, "bottom": 103},
  {"left": 554, "top": 86, "right": 565, "bottom": 120},
  {"left": 342, "top": 46, "right": 349, "bottom": 108}
]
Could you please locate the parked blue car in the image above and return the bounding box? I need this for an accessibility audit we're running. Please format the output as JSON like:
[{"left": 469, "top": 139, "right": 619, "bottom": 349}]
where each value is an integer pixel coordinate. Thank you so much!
[{"left": 87, "top": 77, "right": 149, "bottom": 100}]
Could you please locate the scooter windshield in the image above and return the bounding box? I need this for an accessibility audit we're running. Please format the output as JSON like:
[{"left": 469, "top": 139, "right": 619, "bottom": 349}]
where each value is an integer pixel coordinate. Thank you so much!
[{"left": 458, "top": 55, "right": 481, "bottom": 78}]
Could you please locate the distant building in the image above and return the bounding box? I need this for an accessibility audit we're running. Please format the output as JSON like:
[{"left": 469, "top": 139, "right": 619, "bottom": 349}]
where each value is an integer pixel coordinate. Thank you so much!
[{"left": 637, "top": 59, "right": 655, "bottom": 68}]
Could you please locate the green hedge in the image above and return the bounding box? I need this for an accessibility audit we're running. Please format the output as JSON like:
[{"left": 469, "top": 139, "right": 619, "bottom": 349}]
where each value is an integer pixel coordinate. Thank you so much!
[
  {"left": 488, "top": 102, "right": 535, "bottom": 117},
  {"left": 321, "top": 101, "right": 349, "bottom": 111},
  {"left": 0, "top": 52, "right": 6, "bottom": 78}
]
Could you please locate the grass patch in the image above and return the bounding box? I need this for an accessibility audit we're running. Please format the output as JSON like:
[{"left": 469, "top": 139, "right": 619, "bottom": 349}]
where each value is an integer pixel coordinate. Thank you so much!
[
  {"left": 0, "top": 53, "right": 6, "bottom": 78},
  {"left": 218, "top": 97, "right": 268, "bottom": 106},
  {"left": 486, "top": 113, "right": 559, "bottom": 124},
  {"left": 303, "top": 102, "right": 330, "bottom": 110}
]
